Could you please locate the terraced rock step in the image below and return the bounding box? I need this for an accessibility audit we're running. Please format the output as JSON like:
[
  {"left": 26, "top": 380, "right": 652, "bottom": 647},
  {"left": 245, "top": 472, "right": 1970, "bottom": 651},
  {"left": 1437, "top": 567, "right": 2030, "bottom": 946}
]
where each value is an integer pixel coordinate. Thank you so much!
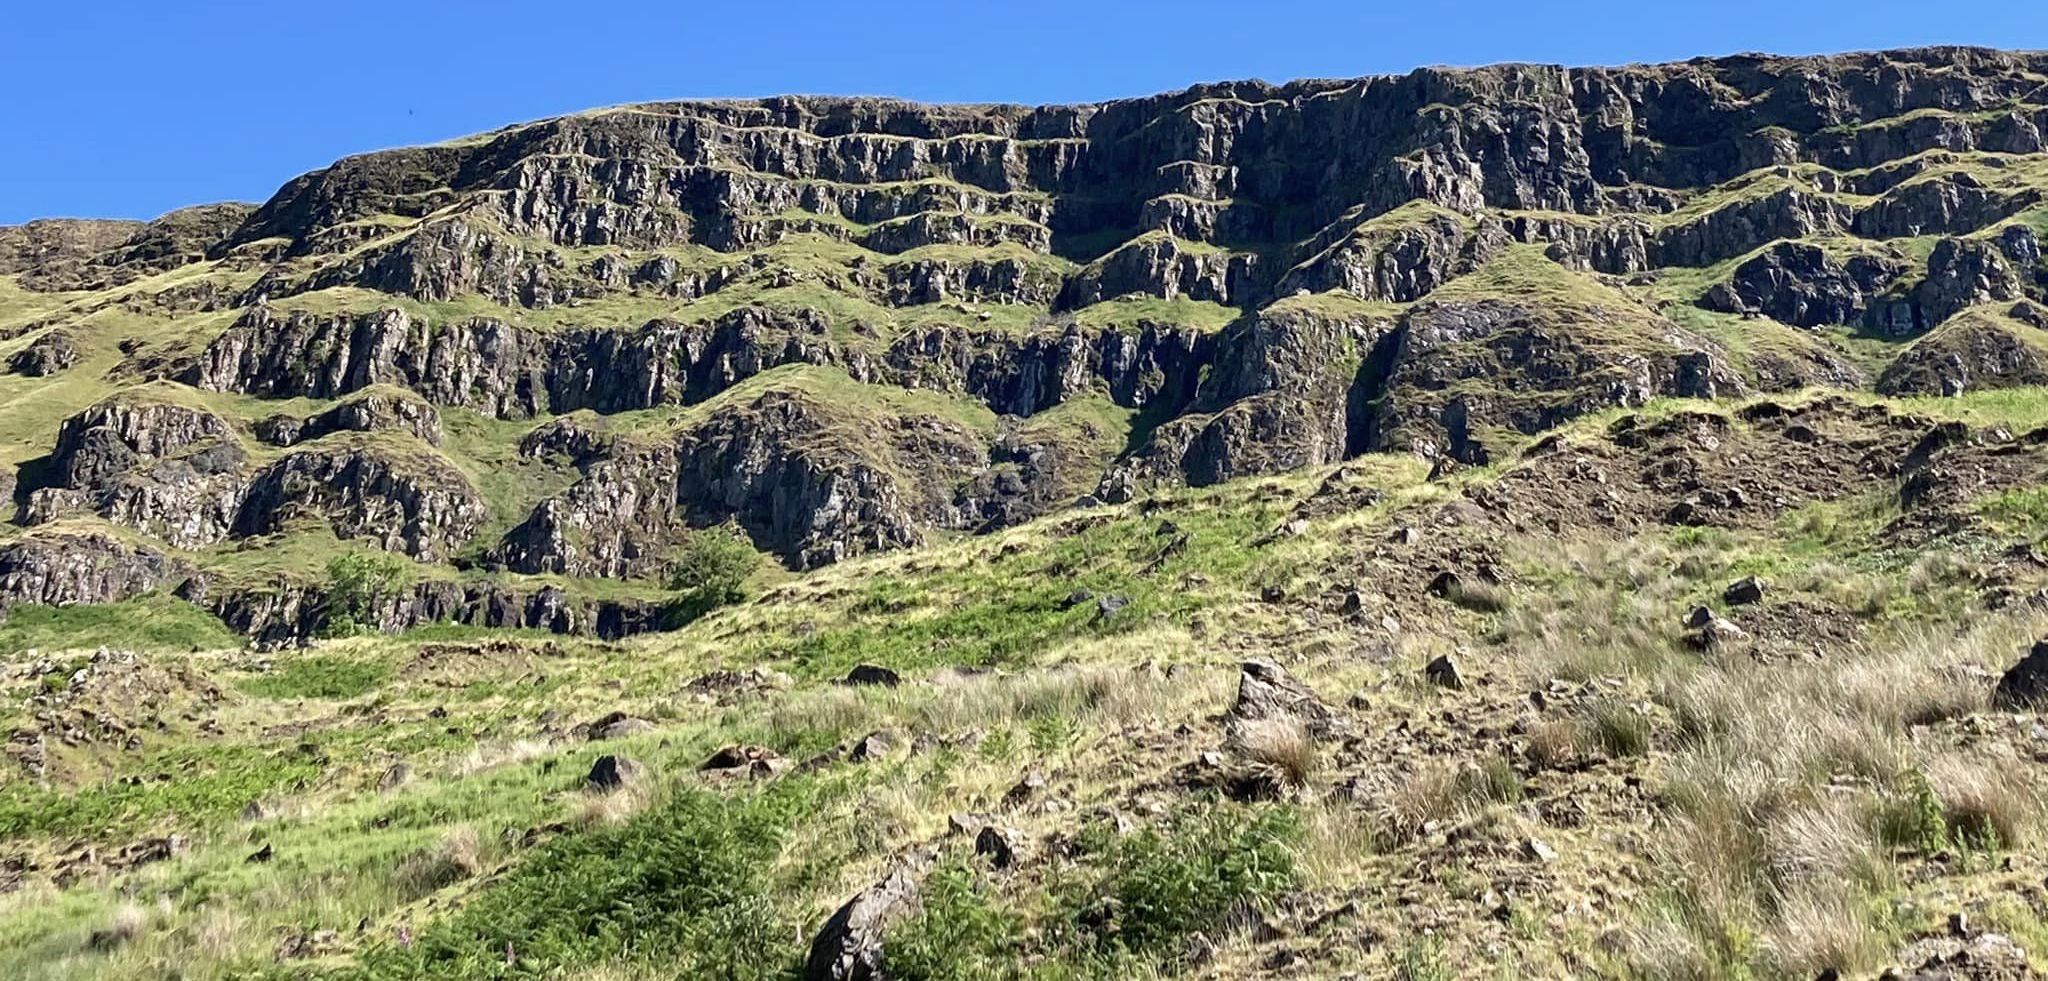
[{"left": 3, "top": 46, "right": 2048, "bottom": 645}]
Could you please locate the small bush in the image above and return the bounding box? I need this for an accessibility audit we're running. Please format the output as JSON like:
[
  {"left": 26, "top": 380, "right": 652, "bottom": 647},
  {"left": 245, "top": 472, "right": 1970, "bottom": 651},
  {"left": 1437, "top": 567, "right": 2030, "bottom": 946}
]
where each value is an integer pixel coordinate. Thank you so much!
[
  {"left": 1060, "top": 804, "right": 1300, "bottom": 961},
  {"left": 1872, "top": 771, "right": 1951, "bottom": 854},
  {"left": 885, "top": 859, "right": 1027, "bottom": 981},
  {"left": 322, "top": 552, "right": 414, "bottom": 637},
  {"left": 1230, "top": 717, "right": 1318, "bottom": 789},
  {"left": 1395, "top": 935, "right": 1451, "bottom": 981},
  {"left": 393, "top": 826, "right": 485, "bottom": 900},
  {"left": 1455, "top": 755, "right": 1525, "bottom": 807},
  {"left": 348, "top": 783, "right": 815, "bottom": 980},
  {"left": 1447, "top": 578, "right": 1511, "bottom": 614},
  {"left": 1585, "top": 701, "right": 1653, "bottom": 758},
  {"left": 664, "top": 526, "right": 762, "bottom": 625}
]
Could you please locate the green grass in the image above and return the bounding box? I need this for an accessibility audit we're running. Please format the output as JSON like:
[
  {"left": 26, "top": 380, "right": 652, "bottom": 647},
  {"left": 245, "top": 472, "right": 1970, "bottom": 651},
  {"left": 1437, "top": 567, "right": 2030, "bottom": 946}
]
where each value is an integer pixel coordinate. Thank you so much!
[
  {"left": 235, "top": 654, "right": 393, "bottom": 700},
  {"left": 0, "top": 742, "right": 325, "bottom": 840},
  {"left": 884, "top": 859, "right": 1031, "bottom": 981},
  {"left": 0, "top": 595, "right": 240, "bottom": 653},
  {"left": 1056, "top": 802, "right": 1301, "bottom": 964},
  {"left": 343, "top": 779, "right": 840, "bottom": 981}
]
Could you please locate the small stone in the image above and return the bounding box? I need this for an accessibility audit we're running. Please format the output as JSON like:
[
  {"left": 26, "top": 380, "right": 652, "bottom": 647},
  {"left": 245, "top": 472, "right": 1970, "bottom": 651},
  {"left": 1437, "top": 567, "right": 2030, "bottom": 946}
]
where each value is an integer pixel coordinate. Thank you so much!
[
  {"left": 377, "top": 762, "right": 412, "bottom": 792},
  {"left": 702, "top": 745, "right": 784, "bottom": 775},
  {"left": 1685, "top": 613, "right": 1749, "bottom": 653},
  {"left": 1994, "top": 638, "right": 2048, "bottom": 709},
  {"left": 1338, "top": 589, "right": 1365, "bottom": 616},
  {"left": 1094, "top": 594, "right": 1130, "bottom": 621},
  {"left": 1524, "top": 837, "right": 1558, "bottom": 863},
  {"left": 1003, "top": 770, "right": 1047, "bottom": 808},
  {"left": 1723, "top": 576, "right": 1765, "bottom": 606},
  {"left": 590, "top": 714, "right": 655, "bottom": 741},
  {"left": 586, "top": 754, "right": 644, "bottom": 792},
  {"left": 975, "top": 825, "right": 1026, "bottom": 869},
  {"left": 848, "top": 730, "right": 899, "bottom": 763},
  {"left": 1425, "top": 655, "right": 1464, "bottom": 690},
  {"left": 1261, "top": 584, "right": 1286, "bottom": 603},
  {"left": 1231, "top": 659, "right": 1339, "bottom": 735}
]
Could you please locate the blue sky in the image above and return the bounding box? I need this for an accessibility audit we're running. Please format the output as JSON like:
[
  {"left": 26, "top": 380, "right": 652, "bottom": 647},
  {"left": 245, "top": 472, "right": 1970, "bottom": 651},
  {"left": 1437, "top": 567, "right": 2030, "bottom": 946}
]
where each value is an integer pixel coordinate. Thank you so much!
[{"left": 5, "top": 0, "right": 2048, "bottom": 224}]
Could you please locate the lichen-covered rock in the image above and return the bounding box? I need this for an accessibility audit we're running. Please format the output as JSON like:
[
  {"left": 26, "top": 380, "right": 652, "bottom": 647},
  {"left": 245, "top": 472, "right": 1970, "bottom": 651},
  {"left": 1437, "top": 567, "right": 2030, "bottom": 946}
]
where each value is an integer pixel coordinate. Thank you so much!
[
  {"left": 7, "top": 330, "right": 79, "bottom": 377},
  {"left": 234, "top": 447, "right": 487, "bottom": 563},
  {"left": 1367, "top": 294, "right": 1745, "bottom": 463},
  {"left": 1877, "top": 307, "right": 2048, "bottom": 396},
  {"left": 1099, "top": 303, "right": 1389, "bottom": 494},
  {"left": 1275, "top": 210, "right": 1506, "bottom": 302},
  {"left": 0, "top": 532, "right": 186, "bottom": 611},
  {"left": 804, "top": 866, "right": 924, "bottom": 981},
  {"left": 255, "top": 389, "right": 443, "bottom": 447},
  {"left": 27, "top": 396, "right": 247, "bottom": 547},
  {"left": 1915, "top": 236, "right": 2027, "bottom": 329},
  {"left": 1699, "top": 242, "right": 1904, "bottom": 327}
]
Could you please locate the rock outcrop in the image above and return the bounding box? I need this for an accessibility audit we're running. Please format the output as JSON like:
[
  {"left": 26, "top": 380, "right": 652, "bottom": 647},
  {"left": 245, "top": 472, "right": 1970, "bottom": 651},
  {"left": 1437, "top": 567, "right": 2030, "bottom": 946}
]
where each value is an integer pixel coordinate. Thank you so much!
[
  {"left": 13, "top": 47, "right": 2048, "bottom": 646},
  {"left": 25, "top": 393, "right": 484, "bottom": 561}
]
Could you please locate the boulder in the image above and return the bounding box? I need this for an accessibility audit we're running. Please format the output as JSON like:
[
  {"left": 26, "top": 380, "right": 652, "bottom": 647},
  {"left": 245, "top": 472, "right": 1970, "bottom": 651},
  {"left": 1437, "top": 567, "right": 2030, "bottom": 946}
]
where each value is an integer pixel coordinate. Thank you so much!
[
  {"left": 586, "top": 754, "right": 644, "bottom": 792},
  {"left": 588, "top": 712, "right": 656, "bottom": 741},
  {"left": 1425, "top": 655, "right": 1465, "bottom": 690},
  {"left": 803, "top": 867, "right": 923, "bottom": 981},
  {"left": 1994, "top": 638, "right": 2048, "bottom": 709},
  {"left": 1723, "top": 576, "right": 1765, "bottom": 606},
  {"left": 844, "top": 664, "right": 902, "bottom": 688},
  {"left": 1229, "top": 660, "right": 1339, "bottom": 736},
  {"left": 974, "top": 825, "right": 1027, "bottom": 869}
]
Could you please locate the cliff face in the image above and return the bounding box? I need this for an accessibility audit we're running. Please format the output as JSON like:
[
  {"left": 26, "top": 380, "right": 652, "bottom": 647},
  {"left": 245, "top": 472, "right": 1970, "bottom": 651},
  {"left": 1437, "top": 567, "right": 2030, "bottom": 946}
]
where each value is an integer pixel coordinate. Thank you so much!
[{"left": 5, "top": 46, "right": 2048, "bottom": 641}]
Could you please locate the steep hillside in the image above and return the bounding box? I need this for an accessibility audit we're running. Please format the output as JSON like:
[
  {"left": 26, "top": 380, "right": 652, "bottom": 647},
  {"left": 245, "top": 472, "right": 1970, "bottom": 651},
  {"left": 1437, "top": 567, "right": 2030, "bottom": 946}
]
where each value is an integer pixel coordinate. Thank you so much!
[{"left": 5, "top": 47, "right": 2048, "bottom": 980}]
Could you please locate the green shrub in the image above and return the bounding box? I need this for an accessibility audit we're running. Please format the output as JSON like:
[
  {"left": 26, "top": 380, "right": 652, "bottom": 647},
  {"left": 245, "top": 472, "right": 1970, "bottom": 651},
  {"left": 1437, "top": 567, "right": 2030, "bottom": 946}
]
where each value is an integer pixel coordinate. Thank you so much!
[
  {"left": 664, "top": 526, "right": 763, "bottom": 625},
  {"left": 1585, "top": 700, "right": 1653, "bottom": 758},
  {"left": 347, "top": 783, "right": 817, "bottom": 980},
  {"left": 1873, "top": 771, "right": 1951, "bottom": 855},
  {"left": 1060, "top": 803, "right": 1300, "bottom": 962},
  {"left": 885, "top": 859, "right": 1028, "bottom": 981},
  {"left": 1455, "top": 755, "right": 1525, "bottom": 807},
  {"left": 322, "top": 552, "right": 414, "bottom": 637}
]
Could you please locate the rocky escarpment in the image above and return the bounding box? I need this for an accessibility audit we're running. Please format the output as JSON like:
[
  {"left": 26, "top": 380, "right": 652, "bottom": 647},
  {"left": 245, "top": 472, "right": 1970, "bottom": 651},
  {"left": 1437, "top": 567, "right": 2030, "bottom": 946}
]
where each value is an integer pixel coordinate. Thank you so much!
[
  {"left": 1876, "top": 303, "right": 2048, "bottom": 396},
  {"left": 1366, "top": 293, "right": 1744, "bottom": 463},
  {"left": 13, "top": 48, "right": 2048, "bottom": 643},
  {"left": 495, "top": 377, "right": 1016, "bottom": 573},
  {"left": 0, "top": 530, "right": 188, "bottom": 612},
  {"left": 22, "top": 393, "right": 485, "bottom": 562},
  {"left": 197, "top": 577, "right": 664, "bottom": 647},
  {"left": 254, "top": 388, "right": 443, "bottom": 447},
  {"left": 188, "top": 305, "right": 1214, "bottom": 422},
  {"left": 1099, "top": 302, "right": 1389, "bottom": 497}
]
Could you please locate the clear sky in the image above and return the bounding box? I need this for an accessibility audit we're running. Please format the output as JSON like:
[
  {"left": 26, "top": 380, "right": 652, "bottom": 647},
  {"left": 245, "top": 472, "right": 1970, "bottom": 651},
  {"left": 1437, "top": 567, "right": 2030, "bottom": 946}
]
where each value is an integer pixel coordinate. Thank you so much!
[{"left": 6, "top": 0, "right": 2048, "bottom": 225}]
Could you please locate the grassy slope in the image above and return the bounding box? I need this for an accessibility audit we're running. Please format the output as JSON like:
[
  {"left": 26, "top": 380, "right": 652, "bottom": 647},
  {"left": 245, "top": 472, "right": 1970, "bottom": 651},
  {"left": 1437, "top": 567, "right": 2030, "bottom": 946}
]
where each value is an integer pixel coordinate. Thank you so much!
[
  {"left": 10, "top": 94, "right": 2048, "bottom": 981},
  {"left": 3, "top": 391, "right": 2048, "bottom": 978}
]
